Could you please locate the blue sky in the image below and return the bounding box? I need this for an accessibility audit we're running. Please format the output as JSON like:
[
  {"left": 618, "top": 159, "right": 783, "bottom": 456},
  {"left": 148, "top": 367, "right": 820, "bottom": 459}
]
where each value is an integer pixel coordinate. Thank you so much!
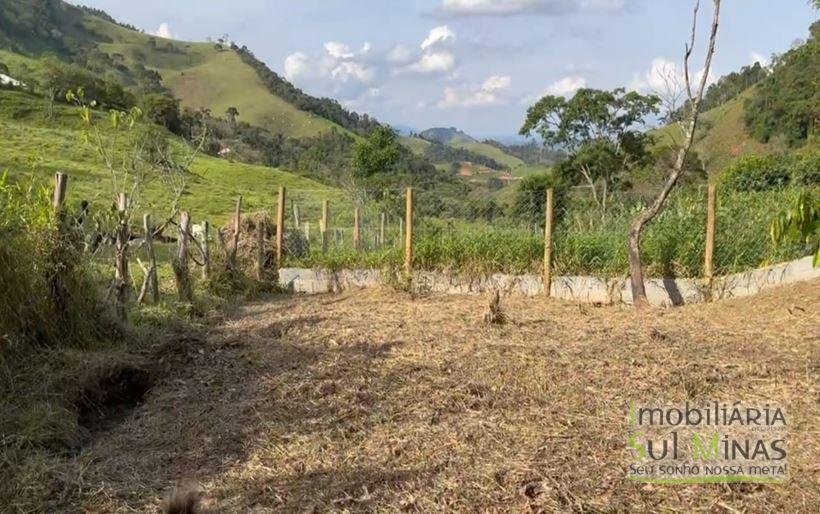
[{"left": 75, "top": 0, "right": 817, "bottom": 138}]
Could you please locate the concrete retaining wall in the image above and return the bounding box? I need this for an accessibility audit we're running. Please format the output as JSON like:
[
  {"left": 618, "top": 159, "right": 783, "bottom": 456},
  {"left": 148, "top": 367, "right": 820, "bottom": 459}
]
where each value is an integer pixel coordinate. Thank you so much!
[{"left": 278, "top": 256, "right": 818, "bottom": 307}]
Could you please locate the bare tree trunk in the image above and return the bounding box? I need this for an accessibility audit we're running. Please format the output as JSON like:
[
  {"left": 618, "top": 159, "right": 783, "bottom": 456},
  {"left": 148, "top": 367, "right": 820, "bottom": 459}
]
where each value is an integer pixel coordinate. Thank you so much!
[{"left": 628, "top": 0, "right": 721, "bottom": 308}]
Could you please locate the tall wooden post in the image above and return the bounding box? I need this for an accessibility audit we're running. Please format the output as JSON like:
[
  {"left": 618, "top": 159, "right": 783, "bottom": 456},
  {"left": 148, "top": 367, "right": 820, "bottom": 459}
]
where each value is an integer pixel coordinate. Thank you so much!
[
  {"left": 53, "top": 172, "right": 68, "bottom": 211},
  {"left": 256, "top": 219, "right": 265, "bottom": 280},
  {"left": 353, "top": 207, "right": 361, "bottom": 251},
  {"left": 114, "top": 193, "right": 130, "bottom": 319},
  {"left": 704, "top": 184, "right": 717, "bottom": 296},
  {"left": 202, "top": 221, "right": 211, "bottom": 279},
  {"left": 276, "top": 186, "right": 286, "bottom": 267},
  {"left": 143, "top": 213, "right": 160, "bottom": 304},
  {"left": 321, "top": 199, "right": 329, "bottom": 253},
  {"left": 379, "top": 212, "right": 386, "bottom": 248},
  {"left": 404, "top": 187, "right": 414, "bottom": 274},
  {"left": 174, "top": 211, "right": 193, "bottom": 302},
  {"left": 50, "top": 173, "right": 69, "bottom": 313},
  {"left": 543, "top": 188, "right": 554, "bottom": 297},
  {"left": 230, "top": 196, "right": 242, "bottom": 269}
]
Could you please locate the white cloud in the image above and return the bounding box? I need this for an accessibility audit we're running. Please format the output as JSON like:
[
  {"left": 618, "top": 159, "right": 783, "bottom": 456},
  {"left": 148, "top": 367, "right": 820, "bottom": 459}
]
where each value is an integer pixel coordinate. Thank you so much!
[
  {"left": 331, "top": 61, "right": 375, "bottom": 84},
  {"left": 438, "top": 74, "right": 512, "bottom": 108},
  {"left": 433, "top": 0, "right": 635, "bottom": 18},
  {"left": 284, "top": 52, "right": 311, "bottom": 81},
  {"left": 519, "top": 75, "right": 585, "bottom": 105},
  {"left": 150, "top": 22, "right": 176, "bottom": 39},
  {"left": 547, "top": 75, "right": 586, "bottom": 95},
  {"left": 406, "top": 51, "right": 457, "bottom": 74},
  {"left": 387, "top": 44, "right": 414, "bottom": 64},
  {"left": 324, "top": 42, "right": 354, "bottom": 59},
  {"left": 283, "top": 43, "right": 377, "bottom": 100},
  {"left": 749, "top": 52, "right": 770, "bottom": 67},
  {"left": 398, "top": 26, "right": 460, "bottom": 75},
  {"left": 629, "top": 57, "right": 715, "bottom": 95},
  {"left": 421, "top": 25, "right": 456, "bottom": 50}
]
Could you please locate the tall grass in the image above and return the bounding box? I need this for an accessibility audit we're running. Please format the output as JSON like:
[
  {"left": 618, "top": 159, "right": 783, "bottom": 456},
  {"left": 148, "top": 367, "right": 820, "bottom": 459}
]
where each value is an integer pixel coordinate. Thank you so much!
[
  {"left": 290, "top": 186, "right": 815, "bottom": 278},
  {"left": 0, "top": 173, "right": 114, "bottom": 354}
]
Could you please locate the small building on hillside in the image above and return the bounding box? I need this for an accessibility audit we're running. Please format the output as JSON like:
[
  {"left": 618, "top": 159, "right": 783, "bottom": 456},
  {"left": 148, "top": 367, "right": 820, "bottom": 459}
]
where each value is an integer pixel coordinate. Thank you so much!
[{"left": 0, "top": 73, "right": 25, "bottom": 87}]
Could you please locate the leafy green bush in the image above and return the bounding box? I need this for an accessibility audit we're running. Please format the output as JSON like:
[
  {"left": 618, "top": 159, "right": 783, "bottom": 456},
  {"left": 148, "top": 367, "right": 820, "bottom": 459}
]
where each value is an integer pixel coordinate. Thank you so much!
[{"left": 720, "top": 155, "right": 792, "bottom": 191}]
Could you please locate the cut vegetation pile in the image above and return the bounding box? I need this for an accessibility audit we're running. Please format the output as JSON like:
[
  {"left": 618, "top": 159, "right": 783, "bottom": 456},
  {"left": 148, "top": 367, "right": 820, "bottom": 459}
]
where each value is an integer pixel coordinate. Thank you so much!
[{"left": 5, "top": 280, "right": 816, "bottom": 512}]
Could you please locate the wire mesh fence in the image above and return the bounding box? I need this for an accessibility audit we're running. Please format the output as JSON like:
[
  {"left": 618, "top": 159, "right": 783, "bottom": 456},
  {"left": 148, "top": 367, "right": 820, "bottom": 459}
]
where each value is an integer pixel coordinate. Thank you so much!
[
  {"left": 47, "top": 172, "right": 814, "bottom": 316},
  {"left": 278, "top": 183, "right": 815, "bottom": 281}
]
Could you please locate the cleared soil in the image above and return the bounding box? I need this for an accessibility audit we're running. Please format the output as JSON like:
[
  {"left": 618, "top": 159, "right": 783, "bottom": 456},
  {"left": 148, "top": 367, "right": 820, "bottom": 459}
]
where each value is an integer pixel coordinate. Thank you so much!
[{"left": 70, "top": 281, "right": 819, "bottom": 511}]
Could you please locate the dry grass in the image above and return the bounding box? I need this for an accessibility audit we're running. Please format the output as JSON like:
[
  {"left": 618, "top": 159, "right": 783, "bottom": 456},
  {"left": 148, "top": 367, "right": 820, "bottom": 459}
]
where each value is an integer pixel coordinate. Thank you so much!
[{"left": 6, "top": 280, "right": 820, "bottom": 512}]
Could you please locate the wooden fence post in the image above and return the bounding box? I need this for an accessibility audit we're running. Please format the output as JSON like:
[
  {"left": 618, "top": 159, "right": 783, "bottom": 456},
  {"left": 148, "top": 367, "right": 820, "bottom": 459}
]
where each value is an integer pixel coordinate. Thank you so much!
[
  {"left": 174, "top": 211, "right": 193, "bottom": 302},
  {"left": 404, "top": 187, "right": 413, "bottom": 275},
  {"left": 141, "top": 213, "right": 160, "bottom": 304},
  {"left": 292, "top": 200, "right": 301, "bottom": 230},
  {"left": 704, "top": 184, "right": 717, "bottom": 297},
  {"left": 53, "top": 172, "right": 68, "bottom": 211},
  {"left": 256, "top": 218, "right": 265, "bottom": 280},
  {"left": 321, "top": 199, "right": 329, "bottom": 253},
  {"left": 543, "top": 188, "right": 554, "bottom": 297},
  {"left": 399, "top": 218, "right": 404, "bottom": 248},
  {"left": 353, "top": 206, "right": 361, "bottom": 251},
  {"left": 202, "top": 221, "right": 211, "bottom": 279},
  {"left": 50, "top": 173, "right": 69, "bottom": 313},
  {"left": 276, "top": 186, "right": 286, "bottom": 267},
  {"left": 114, "top": 193, "right": 130, "bottom": 319},
  {"left": 230, "top": 196, "right": 242, "bottom": 269},
  {"left": 379, "top": 212, "right": 386, "bottom": 248}
]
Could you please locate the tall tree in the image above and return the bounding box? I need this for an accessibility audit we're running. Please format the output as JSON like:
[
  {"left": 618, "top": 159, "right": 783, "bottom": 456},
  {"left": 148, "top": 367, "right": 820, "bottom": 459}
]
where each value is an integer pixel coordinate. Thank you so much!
[
  {"left": 351, "top": 126, "right": 402, "bottom": 180},
  {"left": 627, "top": 0, "right": 722, "bottom": 308},
  {"left": 520, "top": 88, "right": 659, "bottom": 215},
  {"left": 226, "top": 106, "right": 239, "bottom": 131}
]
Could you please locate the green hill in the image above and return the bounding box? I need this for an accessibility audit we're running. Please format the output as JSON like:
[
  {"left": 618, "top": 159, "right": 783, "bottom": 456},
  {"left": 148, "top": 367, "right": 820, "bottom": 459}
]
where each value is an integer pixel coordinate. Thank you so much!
[
  {"left": 418, "top": 127, "right": 476, "bottom": 145},
  {"left": 0, "top": 89, "right": 339, "bottom": 224},
  {"left": 0, "top": 0, "right": 364, "bottom": 139},
  {"left": 399, "top": 135, "right": 432, "bottom": 156},
  {"left": 452, "top": 140, "right": 524, "bottom": 169},
  {"left": 654, "top": 88, "right": 818, "bottom": 175},
  {"left": 655, "top": 20, "right": 819, "bottom": 175},
  {"left": 83, "top": 14, "right": 346, "bottom": 138}
]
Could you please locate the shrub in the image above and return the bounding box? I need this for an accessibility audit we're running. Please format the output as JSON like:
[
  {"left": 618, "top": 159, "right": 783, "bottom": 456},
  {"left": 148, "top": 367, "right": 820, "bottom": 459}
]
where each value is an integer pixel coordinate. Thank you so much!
[
  {"left": 720, "top": 155, "right": 792, "bottom": 191},
  {"left": 0, "top": 174, "right": 111, "bottom": 354},
  {"left": 790, "top": 152, "right": 820, "bottom": 186}
]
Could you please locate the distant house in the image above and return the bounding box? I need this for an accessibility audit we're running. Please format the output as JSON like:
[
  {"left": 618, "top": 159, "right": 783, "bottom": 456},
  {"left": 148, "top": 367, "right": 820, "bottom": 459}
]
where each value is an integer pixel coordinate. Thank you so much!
[{"left": 0, "top": 73, "right": 25, "bottom": 87}]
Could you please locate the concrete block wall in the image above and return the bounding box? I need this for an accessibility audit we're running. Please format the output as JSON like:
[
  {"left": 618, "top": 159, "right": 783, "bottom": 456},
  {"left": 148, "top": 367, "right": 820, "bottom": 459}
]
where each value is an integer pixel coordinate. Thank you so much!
[{"left": 278, "top": 256, "right": 818, "bottom": 307}]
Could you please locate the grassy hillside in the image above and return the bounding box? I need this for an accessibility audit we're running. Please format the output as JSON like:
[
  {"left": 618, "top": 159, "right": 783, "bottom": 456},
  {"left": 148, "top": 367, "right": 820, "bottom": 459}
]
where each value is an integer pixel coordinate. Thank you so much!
[
  {"left": 0, "top": 3, "right": 351, "bottom": 140},
  {"left": 452, "top": 141, "right": 525, "bottom": 169},
  {"left": 0, "top": 89, "right": 339, "bottom": 224},
  {"left": 161, "top": 50, "right": 341, "bottom": 138},
  {"left": 653, "top": 91, "right": 787, "bottom": 174},
  {"left": 399, "top": 135, "right": 432, "bottom": 156},
  {"left": 655, "top": 92, "right": 819, "bottom": 175},
  {"left": 83, "top": 17, "right": 345, "bottom": 138}
]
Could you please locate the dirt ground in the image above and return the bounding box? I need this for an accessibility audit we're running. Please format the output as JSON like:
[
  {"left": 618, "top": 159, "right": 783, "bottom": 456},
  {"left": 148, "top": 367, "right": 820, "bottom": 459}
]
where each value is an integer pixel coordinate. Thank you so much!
[{"left": 63, "top": 280, "right": 819, "bottom": 511}]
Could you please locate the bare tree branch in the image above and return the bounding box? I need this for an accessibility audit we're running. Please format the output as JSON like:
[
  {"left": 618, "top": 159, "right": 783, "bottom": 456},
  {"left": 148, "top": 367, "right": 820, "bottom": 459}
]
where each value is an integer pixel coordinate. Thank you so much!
[{"left": 627, "top": 0, "right": 721, "bottom": 308}]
